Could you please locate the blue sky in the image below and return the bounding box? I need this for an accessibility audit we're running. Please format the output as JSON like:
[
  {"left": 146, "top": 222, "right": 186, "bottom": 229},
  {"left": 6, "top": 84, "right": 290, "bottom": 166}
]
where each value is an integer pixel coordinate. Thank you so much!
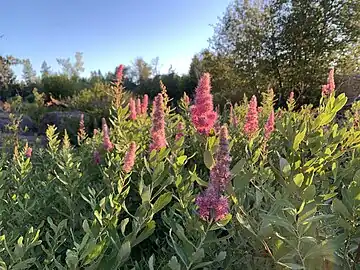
[{"left": 1, "top": 0, "right": 230, "bottom": 78}]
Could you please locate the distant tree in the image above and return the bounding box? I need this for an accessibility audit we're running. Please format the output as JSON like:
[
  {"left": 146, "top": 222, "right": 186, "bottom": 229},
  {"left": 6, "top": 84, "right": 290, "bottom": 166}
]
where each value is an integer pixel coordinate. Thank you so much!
[
  {"left": 56, "top": 58, "right": 73, "bottom": 77},
  {"left": 40, "top": 61, "right": 51, "bottom": 77},
  {"left": 130, "top": 57, "right": 152, "bottom": 83},
  {"left": 56, "top": 52, "right": 85, "bottom": 78},
  {"left": 22, "top": 59, "right": 37, "bottom": 85},
  {"left": 0, "top": 55, "right": 18, "bottom": 90},
  {"left": 151, "top": 57, "right": 161, "bottom": 76},
  {"left": 74, "top": 52, "right": 85, "bottom": 77}
]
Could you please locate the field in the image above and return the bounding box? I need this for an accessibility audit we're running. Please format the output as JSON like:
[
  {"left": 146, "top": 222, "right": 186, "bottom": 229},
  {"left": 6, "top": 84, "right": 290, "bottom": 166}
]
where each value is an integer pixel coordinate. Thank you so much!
[{"left": 0, "top": 68, "right": 359, "bottom": 270}]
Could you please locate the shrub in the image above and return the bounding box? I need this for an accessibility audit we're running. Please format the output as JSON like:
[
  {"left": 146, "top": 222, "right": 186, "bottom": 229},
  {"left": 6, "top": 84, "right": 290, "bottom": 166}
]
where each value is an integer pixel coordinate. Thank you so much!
[
  {"left": 41, "top": 74, "right": 88, "bottom": 99},
  {"left": 0, "top": 71, "right": 359, "bottom": 269}
]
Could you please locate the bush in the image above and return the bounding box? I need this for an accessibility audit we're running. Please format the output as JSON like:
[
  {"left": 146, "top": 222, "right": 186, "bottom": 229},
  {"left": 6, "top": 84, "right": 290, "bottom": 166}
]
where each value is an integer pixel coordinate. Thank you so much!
[
  {"left": 0, "top": 72, "right": 359, "bottom": 269},
  {"left": 41, "top": 74, "right": 88, "bottom": 99}
]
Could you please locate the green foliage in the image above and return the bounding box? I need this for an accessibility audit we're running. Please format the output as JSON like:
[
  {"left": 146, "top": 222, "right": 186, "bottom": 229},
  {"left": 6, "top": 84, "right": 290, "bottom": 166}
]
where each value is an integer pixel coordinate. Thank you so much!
[
  {"left": 208, "top": 0, "right": 360, "bottom": 105},
  {"left": 41, "top": 74, "right": 88, "bottom": 98},
  {"left": 0, "top": 79, "right": 359, "bottom": 269}
]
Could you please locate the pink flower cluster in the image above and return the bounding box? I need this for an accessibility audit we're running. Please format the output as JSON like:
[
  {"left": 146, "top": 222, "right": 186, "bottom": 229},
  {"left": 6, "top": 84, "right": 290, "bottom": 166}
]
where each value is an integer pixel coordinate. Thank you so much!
[
  {"left": 264, "top": 110, "right": 275, "bottom": 140},
  {"left": 244, "top": 96, "right": 259, "bottom": 138},
  {"left": 78, "top": 113, "right": 86, "bottom": 140},
  {"left": 116, "top": 64, "right": 124, "bottom": 83},
  {"left": 141, "top": 94, "right": 149, "bottom": 114},
  {"left": 123, "top": 142, "right": 136, "bottom": 173},
  {"left": 183, "top": 93, "right": 190, "bottom": 106},
  {"left": 288, "top": 92, "right": 294, "bottom": 103},
  {"left": 322, "top": 68, "right": 335, "bottom": 96},
  {"left": 196, "top": 126, "right": 231, "bottom": 221},
  {"left": 25, "top": 147, "right": 32, "bottom": 158},
  {"left": 129, "top": 95, "right": 149, "bottom": 120},
  {"left": 175, "top": 122, "right": 184, "bottom": 141},
  {"left": 102, "top": 118, "right": 113, "bottom": 152},
  {"left": 136, "top": 98, "right": 141, "bottom": 115},
  {"left": 190, "top": 73, "right": 217, "bottom": 135},
  {"left": 150, "top": 93, "right": 167, "bottom": 151},
  {"left": 129, "top": 98, "right": 137, "bottom": 120},
  {"left": 93, "top": 150, "right": 101, "bottom": 164}
]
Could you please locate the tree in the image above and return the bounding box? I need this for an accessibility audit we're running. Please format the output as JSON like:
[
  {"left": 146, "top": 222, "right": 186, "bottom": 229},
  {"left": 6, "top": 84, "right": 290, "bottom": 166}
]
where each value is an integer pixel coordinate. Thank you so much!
[
  {"left": 56, "top": 52, "right": 85, "bottom": 78},
  {"left": 130, "top": 57, "right": 152, "bottom": 83},
  {"left": 22, "top": 59, "right": 37, "bottom": 84},
  {"left": 0, "top": 55, "right": 17, "bottom": 90},
  {"left": 74, "top": 52, "right": 85, "bottom": 77},
  {"left": 210, "top": 0, "right": 360, "bottom": 105},
  {"left": 151, "top": 57, "right": 161, "bottom": 76},
  {"left": 56, "top": 57, "right": 73, "bottom": 77},
  {"left": 40, "top": 61, "right": 51, "bottom": 77}
]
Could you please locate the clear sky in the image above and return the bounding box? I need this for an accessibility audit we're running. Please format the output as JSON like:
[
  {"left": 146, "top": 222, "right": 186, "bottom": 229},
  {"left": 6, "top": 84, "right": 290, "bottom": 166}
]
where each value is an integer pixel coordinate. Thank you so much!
[{"left": 1, "top": 0, "right": 231, "bottom": 78}]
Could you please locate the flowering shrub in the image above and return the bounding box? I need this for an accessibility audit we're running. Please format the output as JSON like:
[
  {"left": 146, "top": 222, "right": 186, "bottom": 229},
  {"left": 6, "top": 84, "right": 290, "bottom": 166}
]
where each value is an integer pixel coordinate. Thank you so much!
[{"left": 0, "top": 68, "right": 359, "bottom": 270}]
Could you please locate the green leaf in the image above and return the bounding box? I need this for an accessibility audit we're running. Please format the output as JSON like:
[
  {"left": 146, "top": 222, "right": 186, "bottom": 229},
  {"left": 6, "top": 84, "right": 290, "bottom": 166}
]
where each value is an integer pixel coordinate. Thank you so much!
[
  {"left": 210, "top": 214, "right": 232, "bottom": 230},
  {"left": 191, "top": 248, "right": 205, "bottom": 264},
  {"left": 293, "top": 173, "right": 304, "bottom": 187},
  {"left": 203, "top": 150, "right": 214, "bottom": 170},
  {"left": 231, "top": 159, "right": 245, "bottom": 175},
  {"left": 215, "top": 251, "right": 226, "bottom": 262},
  {"left": 168, "top": 256, "right": 181, "bottom": 270},
  {"left": 332, "top": 198, "right": 351, "bottom": 219},
  {"left": 141, "top": 185, "right": 151, "bottom": 203},
  {"left": 298, "top": 202, "right": 317, "bottom": 223},
  {"left": 301, "top": 214, "right": 334, "bottom": 224},
  {"left": 314, "top": 112, "right": 336, "bottom": 128},
  {"left": 332, "top": 93, "right": 347, "bottom": 112},
  {"left": 261, "top": 214, "right": 295, "bottom": 235},
  {"left": 293, "top": 124, "right": 307, "bottom": 151},
  {"left": 279, "top": 157, "right": 291, "bottom": 176},
  {"left": 236, "top": 213, "right": 257, "bottom": 236},
  {"left": 120, "top": 218, "right": 129, "bottom": 236},
  {"left": 302, "top": 185, "right": 316, "bottom": 201},
  {"left": 132, "top": 220, "right": 156, "bottom": 247},
  {"left": 176, "top": 155, "right": 187, "bottom": 166},
  {"left": 11, "top": 258, "right": 36, "bottom": 270},
  {"left": 84, "top": 240, "right": 106, "bottom": 264},
  {"left": 148, "top": 254, "right": 155, "bottom": 270},
  {"left": 117, "top": 241, "right": 131, "bottom": 266},
  {"left": 152, "top": 192, "right": 172, "bottom": 214},
  {"left": 65, "top": 250, "right": 79, "bottom": 269}
]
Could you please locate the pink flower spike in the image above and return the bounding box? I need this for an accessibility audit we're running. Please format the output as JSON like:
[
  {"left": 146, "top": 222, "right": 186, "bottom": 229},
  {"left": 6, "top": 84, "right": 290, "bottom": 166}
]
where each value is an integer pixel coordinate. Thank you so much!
[
  {"left": 210, "top": 125, "right": 232, "bottom": 192},
  {"left": 136, "top": 98, "right": 142, "bottom": 115},
  {"left": 289, "top": 92, "right": 294, "bottom": 102},
  {"left": 116, "top": 64, "right": 124, "bottom": 83},
  {"left": 327, "top": 68, "right": 335, "bottom": 94},
  {"left": 141, "top": 94, "right": 149, "bottom": 114},
  {"left": 123, "top": 142, "right": 136, "bottom": 173},
  {"left": 149, "top": 93, "right": 167, "bottom": 151},
  {"left": 175, "top": 122, "right": 184, "bottom": 141},
  {"left": 190, "top": 73, "right": 218, "bottom": 135},
  {"left": 244, "top": 95, "right": 259, "bottom": 139},
  {"left": 102, "top": 118, "right": 113, "bottom": 152},
  {"left": 129, "top": 98, "right": 137, "bottom": 120},
  {"left": 264, "top": 110, "right": 275, "bottom": 140},
  {"left": 25, "top": 147, "right": 32, "bottom": 158},
  {"left": 195, "top": 125, "right": 232, "bottom": 222},
  {"left": 183, "top": 93, "right": 190, "bottom": 106},
  {"left": 78, "top": 113, "right": 85, "bottom": 139},
  {"left": 93, "top": 150, "right": 101, "bottom": 164},
  {"left": 322, "top": 68, "right": 335, "bottom": 96}
]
